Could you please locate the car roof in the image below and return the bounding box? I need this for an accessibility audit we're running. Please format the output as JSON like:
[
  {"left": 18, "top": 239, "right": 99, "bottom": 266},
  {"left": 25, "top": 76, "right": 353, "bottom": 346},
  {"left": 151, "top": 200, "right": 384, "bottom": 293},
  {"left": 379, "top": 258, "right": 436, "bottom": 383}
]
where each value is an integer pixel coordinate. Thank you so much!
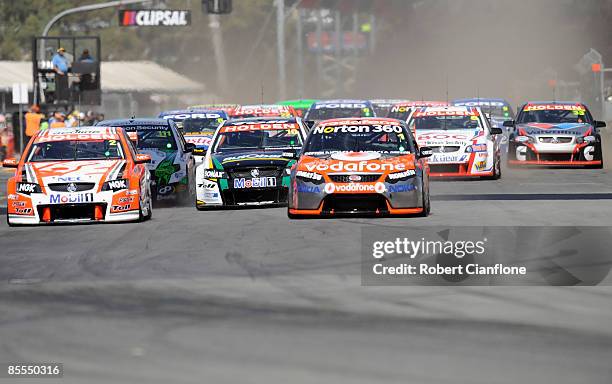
[
  {"left": 413, "top": 105, "right": 480, "bottom": 113},
  {"left": 224, "top": 116, "right": 299, "bottom": 125},
  {"left": 98, "top": 118, "right": 169, "bottom": 126},
  {"left": 453, "top": 98, "right": 508, "bottom": 104},
  {"left": 522, "top": 100, "right": 585, "bottom": 106},
  {"left": 36, "top": 126, "right": 123, "bottom": 141},
  {"left": 313, "top": 99, "right": 371, "bottom": 105},
  {"left": 159, "top": 109, "right": 228, "bottom": 117}
]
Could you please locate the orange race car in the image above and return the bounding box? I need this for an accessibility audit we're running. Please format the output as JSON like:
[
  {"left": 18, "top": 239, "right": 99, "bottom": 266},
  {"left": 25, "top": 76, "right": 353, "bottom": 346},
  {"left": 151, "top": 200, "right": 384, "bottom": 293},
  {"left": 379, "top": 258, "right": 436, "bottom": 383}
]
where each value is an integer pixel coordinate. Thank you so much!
[
  {"left": 3, "top": 126, "right": 153, "bottom": 225},
  {"left": 288, "top": 118, "right": 433, "bottom": 218}
]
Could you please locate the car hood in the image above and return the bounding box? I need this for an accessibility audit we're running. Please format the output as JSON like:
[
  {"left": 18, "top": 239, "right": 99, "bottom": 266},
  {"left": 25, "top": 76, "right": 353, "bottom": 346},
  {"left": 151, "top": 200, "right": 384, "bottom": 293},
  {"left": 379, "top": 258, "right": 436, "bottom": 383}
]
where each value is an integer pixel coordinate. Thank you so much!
[
  {"left": 416, "top": 129, "right": 482, "bottom": 147},
  {"left": 515, "top": 123, "right": 593, "bottom": 136},
  {"left": 298, "top": 152, "right": 415, "bottom": 174},
  {"left": 25, "top": 160, "right": 125, "bottom": 186},
  {"left": 212, "top": 150, "right": 294, "bottom": 169}
]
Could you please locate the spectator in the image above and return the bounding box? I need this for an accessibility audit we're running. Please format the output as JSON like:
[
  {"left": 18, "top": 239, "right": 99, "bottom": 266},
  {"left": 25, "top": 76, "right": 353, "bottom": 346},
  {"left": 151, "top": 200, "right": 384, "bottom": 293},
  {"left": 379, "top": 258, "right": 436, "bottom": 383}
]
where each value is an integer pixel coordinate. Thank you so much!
[
  {"left": 25, "top": 104, "right": 44, "bottom": 142},
  {"left": 78, "top": 49, "right": 95, "bottom": 63},
  {"left": 52, "top": 47, "right": 70, "bottom": 102},
  {"left": 49, "top": 112, "right": 66, "bottom": 128}
]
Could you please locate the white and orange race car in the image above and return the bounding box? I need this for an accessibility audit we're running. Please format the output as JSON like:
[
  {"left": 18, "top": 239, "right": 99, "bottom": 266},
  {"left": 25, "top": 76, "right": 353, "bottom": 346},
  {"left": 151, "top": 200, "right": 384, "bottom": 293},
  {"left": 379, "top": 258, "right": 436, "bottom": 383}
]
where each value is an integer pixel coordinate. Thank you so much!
[
  {"left": 288, "top": 118, "right": 433, "bottom": 218},
  {"left": 406, "top": 106, "right": 503, "bottom": 179},
  {"left": 3, "top": 126, "right": 153, "bottom": 225}
]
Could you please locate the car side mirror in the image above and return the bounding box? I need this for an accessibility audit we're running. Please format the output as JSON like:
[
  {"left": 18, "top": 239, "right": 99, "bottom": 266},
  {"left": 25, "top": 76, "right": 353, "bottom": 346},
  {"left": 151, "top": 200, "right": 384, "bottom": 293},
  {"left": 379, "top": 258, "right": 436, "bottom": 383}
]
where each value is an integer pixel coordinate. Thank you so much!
[
  {"left": 490, "top": 127, "right": 503, "bottom": 135},
  {"left": 2, "top": 158, "right": 18, "bottom": 168},
  {"left": 594, "top": 120, "right": 606, "bottom": 128},
  {"left": 503, "top": 120, "right": 515, "bottom": 128},
  {"left": 419, "top": 146, "right": 433, "bottom": 158},
  {"left": 184, "top": 142, "right": 196, "bottom": 153},
  {"left": 135, "top": 154, "right": 151, "bottom": 164}
]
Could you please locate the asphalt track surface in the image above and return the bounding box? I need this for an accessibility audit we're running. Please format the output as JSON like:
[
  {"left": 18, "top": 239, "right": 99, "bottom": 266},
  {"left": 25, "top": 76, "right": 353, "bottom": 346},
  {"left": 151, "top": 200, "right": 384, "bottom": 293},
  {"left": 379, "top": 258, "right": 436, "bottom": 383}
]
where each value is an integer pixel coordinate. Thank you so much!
[{"left": 1, "top": 141, "right": 612, "bottom": 383}]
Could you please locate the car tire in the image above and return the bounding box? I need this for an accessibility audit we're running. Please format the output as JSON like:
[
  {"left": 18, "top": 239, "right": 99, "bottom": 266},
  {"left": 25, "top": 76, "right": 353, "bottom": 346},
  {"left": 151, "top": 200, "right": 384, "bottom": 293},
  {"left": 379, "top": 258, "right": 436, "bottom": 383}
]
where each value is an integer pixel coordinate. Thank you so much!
[
  {"left": 139, "top": 186, "right": 153, "bottom": 222},
  {"left": 483, "top": 156, "right": 502, "bottom": 180},
  {"left": 417, "top": 184, "right": 430, "bottom": 217}
]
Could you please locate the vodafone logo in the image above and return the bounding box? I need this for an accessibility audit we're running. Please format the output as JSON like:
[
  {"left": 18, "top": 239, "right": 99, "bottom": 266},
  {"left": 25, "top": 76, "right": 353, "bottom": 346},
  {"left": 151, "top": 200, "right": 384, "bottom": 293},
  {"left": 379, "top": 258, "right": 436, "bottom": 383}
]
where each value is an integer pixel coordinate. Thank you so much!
[{"left": 324, "top": 182, "right": 386, "bottom": 194}]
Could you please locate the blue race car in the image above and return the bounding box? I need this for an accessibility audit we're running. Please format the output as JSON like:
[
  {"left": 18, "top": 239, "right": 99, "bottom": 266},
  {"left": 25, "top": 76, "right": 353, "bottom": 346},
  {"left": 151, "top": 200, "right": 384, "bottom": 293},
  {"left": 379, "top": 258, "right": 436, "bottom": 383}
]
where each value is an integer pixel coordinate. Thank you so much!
[
  {"left": 303, "top": 99, "right": 376, "bottom": 128},
  {"left": 453, "top": 98, "right": 514, "bottom": 154},
  {"left": 158, "top": 109, "right": 228, "bottom": 153}
]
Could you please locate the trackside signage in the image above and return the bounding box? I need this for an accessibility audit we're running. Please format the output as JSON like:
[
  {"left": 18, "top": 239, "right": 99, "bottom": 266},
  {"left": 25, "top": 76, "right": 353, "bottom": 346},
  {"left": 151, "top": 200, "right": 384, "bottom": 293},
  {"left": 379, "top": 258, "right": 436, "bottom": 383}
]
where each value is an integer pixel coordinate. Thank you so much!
[{"left": 119, "top": 10, "right": 191, "bottom": 27}]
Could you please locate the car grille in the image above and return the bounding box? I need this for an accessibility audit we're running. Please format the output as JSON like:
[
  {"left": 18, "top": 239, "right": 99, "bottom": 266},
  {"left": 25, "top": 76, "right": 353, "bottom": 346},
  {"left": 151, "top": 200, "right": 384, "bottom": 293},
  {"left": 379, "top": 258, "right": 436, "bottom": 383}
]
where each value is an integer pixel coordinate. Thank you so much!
[
  {"left": 538, "top": 153, "right": 573, "bottom": 162},
  {"left": 429, "top": 164, "right": 461, "bottom": 173},
  {"left": 47, "top": 182, "right": 96, "bottom": 192},
  {"left": 538, "top": 136, "right": 573, "bottom": 144},
  {"left": 37, "top": 203, "right": 106, "bottom": 221},
  {"left": 328, "top": 174, "right": 382, "bottom": 183},
  {"left": 228, "top": 167, "right": 282, "bottom": 179},
  {"left": 222, "top": 188, "right": 287, "bottom": 205},
  {"left": 323, "top": 194, "right": 388, "bottom": 214},
  {"left": 430, "top": 145, "right": 461, "bottom": 153}
]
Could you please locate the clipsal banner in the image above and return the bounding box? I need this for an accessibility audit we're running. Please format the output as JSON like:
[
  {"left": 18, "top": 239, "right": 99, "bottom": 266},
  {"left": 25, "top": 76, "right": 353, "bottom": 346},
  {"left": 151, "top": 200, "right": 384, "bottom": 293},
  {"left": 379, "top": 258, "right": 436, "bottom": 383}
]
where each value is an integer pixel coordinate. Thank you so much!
[{"left": 119, "top": 10, "right": 191, "bottom": 27}]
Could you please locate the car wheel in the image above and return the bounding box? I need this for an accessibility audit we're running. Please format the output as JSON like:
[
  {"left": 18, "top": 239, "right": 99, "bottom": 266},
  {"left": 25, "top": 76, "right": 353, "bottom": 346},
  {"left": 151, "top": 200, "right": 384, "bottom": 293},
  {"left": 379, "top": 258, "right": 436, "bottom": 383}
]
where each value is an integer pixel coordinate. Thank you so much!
[
  {"left": 139, "top": 186, "right": 153, "bottom": 221},
  {"left": 417, "top": 184, "right": 430, "bottom": 217},
  {"left": 483, "top": 156, "right": 502, "bottom": 180}
]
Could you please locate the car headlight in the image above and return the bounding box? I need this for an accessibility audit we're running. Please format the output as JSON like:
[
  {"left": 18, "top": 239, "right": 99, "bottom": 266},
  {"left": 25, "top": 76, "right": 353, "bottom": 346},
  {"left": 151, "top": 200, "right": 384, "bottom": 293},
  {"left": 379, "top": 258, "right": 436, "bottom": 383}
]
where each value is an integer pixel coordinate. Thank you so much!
[
  {"left": 295, "top": 170, "right": 324, "bottom": 184},
  {"left": 515, "top": 135, "right": 534, "bottom": 144},
  {"left": 16, "top": 182, "right": 42, "bottom": 194},
  {"left": 386, "top": 169, "right": 416, "bottom": 183},
  {"left": 576, "top": 135, "right": 596, "bottom": 144},
  {"left": 202, "top": 169, "right": 226, "bottom": 179},
  {"left": 101, "top": 178, "right": 128, "bottom": 191},
  {"left": 465, "top": 145, "right": 473, "bottom": 153}
]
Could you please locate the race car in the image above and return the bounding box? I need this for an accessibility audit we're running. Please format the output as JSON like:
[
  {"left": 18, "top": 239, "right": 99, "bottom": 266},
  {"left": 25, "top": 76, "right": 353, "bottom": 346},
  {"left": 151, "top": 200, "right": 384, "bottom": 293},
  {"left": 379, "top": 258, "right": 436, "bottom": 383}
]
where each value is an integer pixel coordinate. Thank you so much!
[
  {"left": 407, "top": 106, "right": 503, "bottom": 179},
  {"left": 195, "top": 117, "right": 308, "bottom": 209},
  {"left": 369, "top": 99, "right": 409, "bottom": 117},
  {"left": 288, "top": 118, "right": 432, "bottom": 218},
  {"left": 229, "top": 104, "right": 298, "bottom": 119},
  {"left": 303, "top": 99, "right": 376, "bottom": 128},
  {"left": 387, "top": 101, "right": 449, "bottom": 122},
  {"left": 158, "top": 108, "right": 227, "bottom": 159},
  {"left": 276, "top": 99, "right": 318, "bottom": 117},
  {"left": 3, "top": 126, "right": 153, "bottom": 225},
  {"left": 453, "top": 98, "right": 514, "bottom": 154},
  {"left": 97, "top": 118, "right": 196, "bottom": 202},
  {"left": 505, "top": 101, "right": 605, "bottom": 167},
  {"left": 188, "top": 104, "right": 239, "bottom": 114}
]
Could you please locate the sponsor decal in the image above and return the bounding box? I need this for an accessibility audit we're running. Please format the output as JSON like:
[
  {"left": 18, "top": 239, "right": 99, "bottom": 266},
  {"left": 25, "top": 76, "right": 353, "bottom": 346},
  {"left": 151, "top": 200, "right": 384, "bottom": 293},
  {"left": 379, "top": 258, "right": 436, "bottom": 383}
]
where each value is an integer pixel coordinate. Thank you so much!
[
  {"left": 118, "top": 197, "right": 135, "bottom": 203},
  {"left": 470, "top": 144, "right": 487, "bottom": 152},
  {"left": 315, "top": 103, "right": 367, "bottom": 109},
  {"left": 14, "top": 208, "right": 33, "bottom": 215},
  {"left": 107, "top": 179, "right": 128, "bottom": 190},
  {"left": 387, "top": 184, "right": 416, "bottom": 193},
  {"left": 157, "top": 185, "right": 175, "bottom": 195},
  {"left": 304, "top": 161, "right": 406, "bottom": 173},
  {"left": 7, "top": 194, "right": 18, "bottom": 200},
  {"left": 431, "top": 154, "right": 469, "bottom": 163},
  {"left": 297, "top": 185, "right": 321, "bottom": 193},
  {"left": 455, "top": 101, "right": 505, "bottom": 107},
  {"left": 523, "top": 104, "right": 585, "bottom": 112},
  {"left": 418, "top": 133, "right": 469, "bottom": 141},
  {"left": 320, "top": 119, "right": 400, "bottom": 127},
  {"left": 119, "top": 9, "right": 191, "bottom": 27},
  {"left": 296, "top": 170, "right": 323, "bottom": 181},
  {"left": 111, "top": 204, "right": 131, "bottom": 212},
  {"left": 388, "top": 169, "right": 416, "bottom": 180},
  {"left": 222, "top": 154, "right": 286, "bottom": 162},
  {"left": 36, "top": 133, "right": 118, "bottom": 143},
  {"left": 413, "top": 110, "right": 479, "bottom": 117},
  {"left": 313, "top": 124, "right": 402, "bottom": 134},
  {"left": 233, "top": 177, "right": 277, "bottom": 189},
  {"left": 11, "top": 201, "right": 26, "bottom": 207},
  {"left": 475, "top": 160, "right": 488, "bottom": 170},
  {"left": 17, "top": 183, "right": 39, "bottom": 194},
  {"left": 221, "top": 123, "right": 299, "bottom": 133},
  {"left": 162, "top": 113, "right": 222, "bottom": 120},
  {"left": 56, "top": 176, "right": 83, "bottom": 182},
  {"left": 203, "top": 169, "right": 226, "bottom": 179},
  {"left": 324, "top": 182, "right": 385, "bottom": 193},
  {"left": 330, "top": 152, "right": 382, "bottom": 161},
  {"left": 204, "top": 192, "right": 219, "bottom": 199},
  {"left": 49, "top": 193, "right": 94, "bottom": 204}
]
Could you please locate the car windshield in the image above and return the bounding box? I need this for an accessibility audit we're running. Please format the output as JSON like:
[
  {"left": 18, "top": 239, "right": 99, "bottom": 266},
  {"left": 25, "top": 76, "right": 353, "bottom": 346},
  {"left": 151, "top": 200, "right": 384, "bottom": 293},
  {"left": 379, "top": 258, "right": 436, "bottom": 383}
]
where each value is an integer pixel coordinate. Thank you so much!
[
  {"left": 386, "top": 106, "right": 412, "bottom": 121},
  {"left": 410, "top": 115, "right": 483, "bottom": 131},
  {"left": 306, "top": 106, "right": 373, "bottom": 120},
  {"left": 517, "top": 107, "right": 592, "bottom": 124},
  {"left": 123, "top": 126, "right": 177, "bottom": 150},
  {"left": 177, "top": 118, "right": 223, "bottom": 135},
  {"left": 304, "top": 125, "right": 412, "bottom": 154},
  {"left": 27, "top": 140, "right": 124, "bottom": 161},
  {"left": 213, "top": 129, "right": 303, "bottom": 153},
  {"left": 479, "top": 105, "right": 512, "bottom": 119}
]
